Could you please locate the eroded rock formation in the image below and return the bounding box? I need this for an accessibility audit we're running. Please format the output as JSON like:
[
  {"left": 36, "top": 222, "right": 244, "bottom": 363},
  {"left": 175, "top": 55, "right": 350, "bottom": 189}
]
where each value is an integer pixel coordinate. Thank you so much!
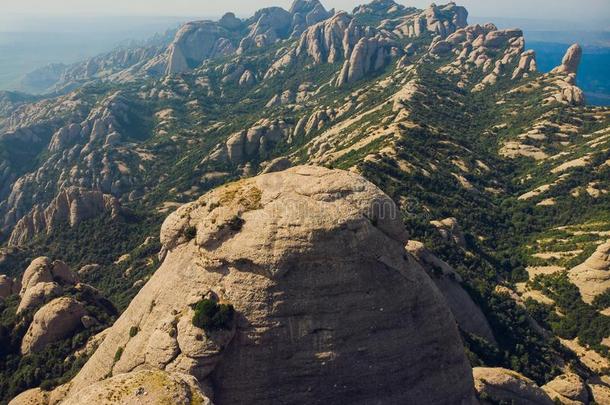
[
  {"left": 551, "top": 44, "right": 583, "bottom": 75},
  {"left": 542, "top": 373, "right": 589, "bottom": 405},
  {"left": 47, "top": 166, "right": 477, "bottom": 405},
  {"left": 21, "top": 297, "right": 86, "bottom": 354},
  {"left": 406, "top": 240, "right": 496, "bottom": 344},
  {"left": 9, "top": 187, "right": 120, "bottom": 246},
  {"left": 568, "top": 240, "right": 610, "bottom": 304},
  {"left": 205, "top": 119, "right": 294, "bottom": 165},
  {"left": 473, "top": 367, "right": 554, "bottom": 405}
]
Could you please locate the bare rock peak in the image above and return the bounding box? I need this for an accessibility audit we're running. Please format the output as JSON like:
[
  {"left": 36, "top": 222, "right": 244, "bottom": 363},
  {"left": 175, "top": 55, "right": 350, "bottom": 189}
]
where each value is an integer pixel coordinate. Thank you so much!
[
  {"left": 43, "top": 166, "right": 477, "bottom": 405},
  {"left": 219, "top": 12, "right": 242, "bottom": 30},
  {"left": 551, "top": 43, "right": 583, "bottom": 75}
]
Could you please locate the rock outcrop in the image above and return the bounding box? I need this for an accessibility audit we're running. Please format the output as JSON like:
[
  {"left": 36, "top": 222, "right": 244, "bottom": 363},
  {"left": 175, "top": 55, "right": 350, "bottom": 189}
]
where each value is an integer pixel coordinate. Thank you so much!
[
  {"left": 543, "top": 73, "right": 585, "bottom": 106},
  {"left": 0, "top": 274, "right": 17, "bottom": 299},
  {"left": 512, "top": 49, "right": 537, "bottom": 79},
  {"left": 61, "top": 369, "right": 211, "bottom": 405},
  {"left": 568, "top": 240, "right": 610, "bottom": 304},
  {"left": 288, "top": 0, "right": 333, "bottom": 37},
  {"left": 431, "top": 22, "right": 535, "bottom": 92},
  {"left": 205, "top": 119, "right": 293, "bottom": 165},
  {"left": 9, "top": 187, "right": 120, "bottom": 246},
  {"left": 473, "top": 367, "right": 554, "bottom": 405},
  {"left": 394, "top": 3, "right": 468, "bottom": 39},
  {"left": 551, "top": 44, "right": 582, "bottom": 75},
  {"left": 52, "top": 166, "right": 476, "bottom": 404},
  {"left": 161, "top": 22, "right": 236, "bottom": 75},
  {"left": 295, "top": 12, "right": 356, "bottom": 65},
  {"left": 542, "top": 373, "right": 589, "bottom": 405},
  {"left": 21, "top": 297, "right": 86, "bottom": 354},
  {"left": 336, "top": 36, "right": 399, "bottom": 86},
  {"left": 218, "top": 12, "right": 242, "bottom": 30},
  {"left": 406, "top": 241, "right": 496, "bottom": 344},
  {"left": 354, "top": 0, "right": 404, "bottom": 16},
  {"left": 267, "top": 12, "right": 399, "bottom": 82},
  {"left": 18, "top": 257, "right": 75, "bottom": 314},
  {"left": 12, "top": 257, "right": 116, "bottom": 356},
  {"left": 430, "top": 217, "right": 467, "bottom": 248},
  {"left": 238, "top": 1, "right": 332, "bottom": 54}
]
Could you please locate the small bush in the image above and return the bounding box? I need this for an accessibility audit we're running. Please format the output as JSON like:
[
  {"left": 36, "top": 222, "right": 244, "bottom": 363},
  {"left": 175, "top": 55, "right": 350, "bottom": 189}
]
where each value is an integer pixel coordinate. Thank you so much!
[
  {"left": 114, "top": 347, "right": 124, "bottom": 362},
  {"left": 184, "top": 226, "right": 197, "bottom": 240},
  {"left": 192, "top": 299, "right": 235, "bottom": 331},
  {"left": 129, "top": 326, "right": 139, "bottom": 338}
]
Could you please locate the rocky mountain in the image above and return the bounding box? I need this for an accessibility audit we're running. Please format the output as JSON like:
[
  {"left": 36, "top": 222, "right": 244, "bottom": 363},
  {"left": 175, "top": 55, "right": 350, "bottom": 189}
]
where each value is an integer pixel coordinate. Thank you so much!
[{"left": 0, "top": 0, "right": 609, "bottom": 404}]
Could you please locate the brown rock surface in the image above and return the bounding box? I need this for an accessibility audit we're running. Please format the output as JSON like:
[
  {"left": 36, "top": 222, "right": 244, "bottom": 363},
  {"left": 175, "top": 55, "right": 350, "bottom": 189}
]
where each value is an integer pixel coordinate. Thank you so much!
[
  {"left": 568, "top": 240, "right": 610, "bottom": 303},
  {"left": 62, "top": 369, "right": 211, "bottom": 405},
  {"left": 542, "top": 373, "right": 588, "bottom": 404},
  {"left": 8, "top": 388, "right": 49, "bottom": 405},
  {"left": 551, "top": 44, "right": 583, "bottom": 75},
  {"left": 407, "top": 240, "right": 496, "bottom": 345},
  {"left": 21, "top": 297, "right": 86, "bottom": 354},
  {"left": 17, "top": 281, "right": 63, "bottom": 315},
  {"left": 58, "top": 166, "right": 476, "bottom": 404},
  {"left": 588, "top": 376, "right": 610, "bottom": 405},
  {"left": 431, "top": 217, "right": 467, "bottom": 248},
  {"left": 9, "top": 187, "right": 120, "bottom": 246},
  {"left": 17, "top": 257, "right": 77, "bottom": 314},
  {"left": 473, "top": 367, "right": 554, "bottom": 405}
]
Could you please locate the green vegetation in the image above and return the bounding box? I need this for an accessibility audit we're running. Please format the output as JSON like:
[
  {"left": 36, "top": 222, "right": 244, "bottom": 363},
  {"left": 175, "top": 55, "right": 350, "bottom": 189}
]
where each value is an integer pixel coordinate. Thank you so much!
[
  {"left": 0, "top": 292, "right": 113, "bottom": 404},
  {"left": 184, "top": 226, "right": 197, "bottom": 240},
  {"left": 129, "top": 326, "right": 139, "bottom": 338},
  {"left": 192, "top": 299, "right": 235, "bottom": 331},
  {"left": 114, "top": 347, "right": 124, "bottom": 363},
  {"left": 529, "top": 273, "right": 610, "bottom": 355}
]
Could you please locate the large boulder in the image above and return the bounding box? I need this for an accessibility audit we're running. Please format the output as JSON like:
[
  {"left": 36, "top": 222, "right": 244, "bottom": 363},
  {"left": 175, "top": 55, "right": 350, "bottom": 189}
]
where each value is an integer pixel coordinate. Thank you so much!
[
  {"left": 17, "top": 257, "right": 77, "bottom": 314},
  {"left": 19, "top": 257, "right": 54, "bottom": 296},
  {"left": 473, "top": 367, "right": 554, "bottom": 405},
  {"left": 62, "top": 369, "right": 211, "bottom": 405},
  {"left": 568, "top": 240, "right": 610, "bottom": 303},
  {"left": 55, "top": 166, "right": 476, "bottom": 404},
  {"left": 163, "top": 22, "right": 235, "bottom": 74},
  {"left": 542, "top": 373, "right": 589, "bottom": 404},
  {"left": 20, "top": 297, "right": 86, "bottom": 354},
  {"left": 17, "top": 281, "right": 63, "bottom": 315},
  {"left": 551, "top": 43, "right": 582, "bottom": 75},
  {"left": 430, "top": 217, "right": 466, "bottom": 248}
]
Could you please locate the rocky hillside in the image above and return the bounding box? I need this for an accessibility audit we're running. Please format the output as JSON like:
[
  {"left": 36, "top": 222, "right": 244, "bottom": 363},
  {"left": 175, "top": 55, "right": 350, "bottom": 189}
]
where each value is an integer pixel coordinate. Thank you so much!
[{"left": 1, "top": 0, "right": 609, "bottom": 404}]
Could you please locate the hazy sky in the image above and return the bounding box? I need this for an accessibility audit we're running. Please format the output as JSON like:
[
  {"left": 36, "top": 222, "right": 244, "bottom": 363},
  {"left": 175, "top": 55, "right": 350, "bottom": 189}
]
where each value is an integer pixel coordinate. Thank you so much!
[{"left": 3, "top": 0, "right": 610, "bottom": 22}]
